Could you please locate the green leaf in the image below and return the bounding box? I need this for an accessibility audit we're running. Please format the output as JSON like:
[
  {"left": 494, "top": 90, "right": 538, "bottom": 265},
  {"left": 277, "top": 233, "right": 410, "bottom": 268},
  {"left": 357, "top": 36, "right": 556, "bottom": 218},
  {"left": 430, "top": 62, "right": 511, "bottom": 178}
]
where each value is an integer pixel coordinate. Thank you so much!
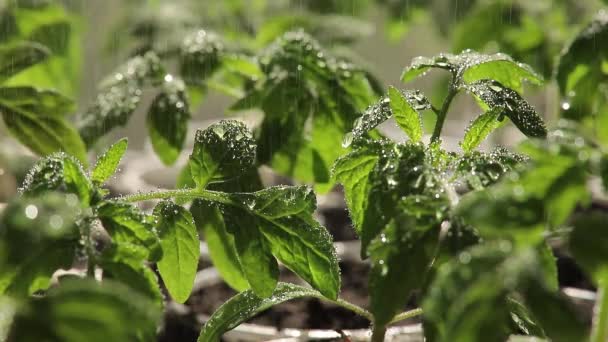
[
  {"left": 189, "top": 120, "right": 256, "bottom": 189},
  {"left": 221, "top": 54, "right": 263, "bottom": 79},
  {"left": 0, "top": 42, "right": 49, "bottom": 82},
  {"left": 190, "top": 200, "right": 248, "bottom": 292},
  {"left": 153, "top": 201, "right": 199, "bottom": 303},
  {"left": 77, "top": 52, "right": 164, "bottom": 147},
  {"left": 388, "top": 86, "right": 424, "bottom": 142},
  {"left": 91, "top": 138, "right": 128, "bottom": 185},
  {"left": 507, "top": 297, "right": 546, "bottom": 338},
  {"left": 467, "top": 80, "right": 547, "bottom": 138},
  {"left": 99, "top": 244, "right": 163, "bottom": 306},
  {"left": 461, "top": 108, "right": 502, "bottom": 152},
  {"left": 462, "top": 59, "right": 542, "bottom": 94},
  {"left": 423, "top": 244, "right": 514, "bottom": 342},
  {"left": 424, "top": 244, "right": 562, "bottom": 342},
  {"left": 242, "top": 31, "right": 378, "bottom": 190},
  {"left": 179, "top": 30, "right": 224, "bottom": 86},
  {"left": 147, "top": 77, "right": 190, "bottom": 165},
  {"left": 0, "top": 86, "right": 74, "bottom": 116},
  {"left": 0, "top": 87, "right": 87, "bottom": 165},
  {"left": 97, "top": 201, "right": 162, "bottom": 262},
  {"left": 198, "top": 282, "right": 321, "bottom": 342},
  {"left": 332, "top": 148, "right": 380, "bottom": 237},
  {"left": 522, "top": 284, "right": 588, "bottom": 342},
  {"left": 9, "top": 279, "right": 161, "bottom": 342},
  {"left": 556, "top": 11, "right": 608, "bottom": 121},
  {"left": 569, "top": 212, "right": 608, "bottom": 282},
  {"left": 369, "top": 219, "right": 440, "bottom": 326},
  {"left": 62, "top": 156, "right": 92, "bottom": 205},
  {"left": 456, "top": 184, "right": 546, "bottom": 245},
  {"left": 20, "top": 153, "right": 91, "bottom": 204},
  {"left": 233, "top": 186, "right": 340, "bottom": 299},
  {"left": 223, "top": 207, "right": 279, "bottom": 298},
  {"left": 0, "top": 192, "right": 79, "bottom": 296},
  {"left": 401, "top": 51, "right": 541, "bottom": 92}
]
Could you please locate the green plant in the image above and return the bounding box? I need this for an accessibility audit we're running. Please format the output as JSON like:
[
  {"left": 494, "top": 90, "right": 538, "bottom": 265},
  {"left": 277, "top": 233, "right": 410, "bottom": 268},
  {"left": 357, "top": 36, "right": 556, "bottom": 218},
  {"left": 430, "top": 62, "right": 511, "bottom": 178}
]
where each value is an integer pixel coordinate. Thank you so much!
[
  {"left": 3, "top": 5, "right": 608, "bottom": 342},
  {"left": 0, "top": 1, "right": 85, "bottom": 164}
]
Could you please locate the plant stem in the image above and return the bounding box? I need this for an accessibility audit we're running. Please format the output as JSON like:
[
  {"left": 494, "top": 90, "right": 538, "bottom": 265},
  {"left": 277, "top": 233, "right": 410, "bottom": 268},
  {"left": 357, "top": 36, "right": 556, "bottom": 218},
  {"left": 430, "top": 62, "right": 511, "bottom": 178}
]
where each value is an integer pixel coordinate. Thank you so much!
[
  {"left": 388, "top": 308, "right": 423, "bottom": 325},
  {"left": 327, "top": 298, "right": 373, "bottom": 321},
  {"left": 371, "top": 324, "right": 387, "bottom": 342},
  {"left": 119, "top": 188, "right": 237, "bottom": 206},
  {"left": 431, "top": 80, "right": 458, "bottom": 143},
  {"left": 592, "top": 278, "right": 608, "bottom": 342}
]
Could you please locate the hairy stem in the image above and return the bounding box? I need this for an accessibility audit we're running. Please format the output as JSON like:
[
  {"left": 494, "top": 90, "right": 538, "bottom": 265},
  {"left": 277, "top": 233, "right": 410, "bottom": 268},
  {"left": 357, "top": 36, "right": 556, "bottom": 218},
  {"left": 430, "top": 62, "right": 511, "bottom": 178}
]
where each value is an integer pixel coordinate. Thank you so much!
[
  {"left": 326, "top": 298, "right": 373, "bottom": 321},
  {"left": 388, "top": 308, "right": 423, "bottom": 325},
  {"left": 431, "top": 80, "right": 458, "bottom": 143},
  {"left": 119, "top": 188, "right": 237, "bottom": 206},
  {"left": 371, "top": 324, "right": 387, "bottom": 342},
  {"left": 592, "top": 278, "right": 608, "bottom": 342}
]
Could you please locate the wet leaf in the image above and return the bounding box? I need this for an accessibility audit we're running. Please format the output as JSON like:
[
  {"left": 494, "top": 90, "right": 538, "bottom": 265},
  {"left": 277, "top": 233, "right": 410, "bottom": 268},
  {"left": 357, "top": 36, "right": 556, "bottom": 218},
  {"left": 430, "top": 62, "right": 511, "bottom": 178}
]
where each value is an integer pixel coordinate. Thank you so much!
[
  {"left": 77, "top": 52, "right": 164, "bottom": 147},
  {"left": 190, "top": 200, "right": 248, "bottom": 292},
  {"left": 226, "top": 185, "right": 341, "bottom": 299},
  {"left": 189, "top": 120, "right": 256, "bottom": 189},
  {"left": 388, "top": 86, "right": 425, "bottom": 142},
  {"left": 147, "top": 76, "right": 190, "bottom": 165},
  {"left": 0, "top": 86, "right": 87, "bottom": 165},
  {"left": 461, "top": 108, "right": 502, "bottom": 152},
  {"left": 97, "top": 201, "right": 162, "bottom": 262},
  {"left": 198, "top": 282, "right": 321, "bottom": 342},
  {"left": 91, "top": 138, "right": 128, "bottom": 185},
  {"left": 0, "top": 42, "right": 49, "bottom": 82},
  {"left": 153, "top": 201, "right": 199, "bottom": 303},
  {"left": 467, "top": 80, "right": 547, "bottom": 138},
  {"left": 20, "top": 153, "right": 91, "bottom": 204},
  {"left": 223, "top": 207, "right": 279, "bottom": 298},
  {"left": 238, "top": 31, "right": 379, "bottom": 191},
  {"left": 402, "top": 51, "right": 541, "bottom": 92},
  {"left": 556, "top": 11, "right": 608, "bottom": 121}
]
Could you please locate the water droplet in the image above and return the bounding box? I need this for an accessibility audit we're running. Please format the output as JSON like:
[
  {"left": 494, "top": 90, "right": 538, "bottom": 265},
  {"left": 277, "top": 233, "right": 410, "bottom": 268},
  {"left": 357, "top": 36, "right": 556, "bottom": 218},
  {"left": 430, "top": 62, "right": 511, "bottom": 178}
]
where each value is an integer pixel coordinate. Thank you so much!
[{"left": 25, "top": 204, "right": 38, "bottom": 219}]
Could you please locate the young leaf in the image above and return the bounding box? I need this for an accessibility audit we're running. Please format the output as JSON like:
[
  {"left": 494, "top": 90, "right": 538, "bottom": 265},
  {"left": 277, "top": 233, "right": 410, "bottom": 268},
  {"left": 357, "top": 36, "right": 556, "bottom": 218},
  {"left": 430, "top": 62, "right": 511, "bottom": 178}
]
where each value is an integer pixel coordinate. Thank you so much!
[
  {"left": 190, "top": 200, "right": 248, "bottom": 292},
  {"left": 9, "top": 279, "right": 161, "bottom": 342},
  {"left": 0, "top": 42, "right": 50, "bottom": 82},
  {"left": 460, "top": 108, "right": 502, "bottom": 152},
  {"left": 198, "top": 282, "right": 322, "bottom": 342},
  {"left": 189, "top": 120, "right": 256, "bottom": 189},
  {"left": 467, "top": 80, "right": 547, "bottom": 138},
  {"left": 332, "top": 148, "right": 380, "bottom": 237},
  {"left": 387, "top": 86, "right": 425, "bottom": 142},
  {"left": 179, "top": 29, "right": 224, "bottom": 86},
  {"left": 147, "top": 76, "right": 190, "bottom": 165},
  {"left": 97, "top": 201, "right": 162, "bottom": 262},
  {"left": 401, "top": 51, "right": 542, "bottom": 93},
  {"left": 0, "top": 87, "right": 87, "bottom": 165},
  {"left": 91, "top": 138, "right": 128, "bottom": 185},
  {"left": 20, "top": 153, "right": 91, "bottom": 204},
  {"left": 62, "top": 156, "right": 92, "bottom": 205},
  {"left": 153, "top": 201, "right": 199, "bottom": 303}
]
